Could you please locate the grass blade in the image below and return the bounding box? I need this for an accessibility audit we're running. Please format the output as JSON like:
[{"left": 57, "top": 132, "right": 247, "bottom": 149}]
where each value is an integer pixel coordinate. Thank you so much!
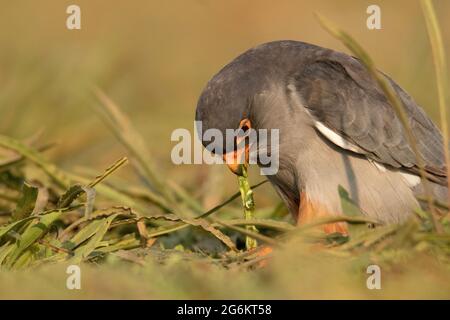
[
  {"left": 0, "top": 135, "right": 71, "bottom": 188},
  {"left": 68, "top": 213, "right": 120, "bottom": 263},
  {"left": 0, "top": 216, "right": 36, "bottom": 240},
  {"left": 6, "top": 210, "right": 63, "bottom": 268}
]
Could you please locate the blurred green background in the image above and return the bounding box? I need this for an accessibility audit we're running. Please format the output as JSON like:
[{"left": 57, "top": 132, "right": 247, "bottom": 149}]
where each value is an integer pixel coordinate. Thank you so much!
[{"left": 1, "top": 0, "right": 449, "bottom": 208}]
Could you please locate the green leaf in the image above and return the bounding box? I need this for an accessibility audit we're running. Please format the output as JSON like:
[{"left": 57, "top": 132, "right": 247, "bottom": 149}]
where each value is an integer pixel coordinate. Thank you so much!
[
  {"left": 64, "top": 219, "right": 105, "bottom": 251},
  {"left": 68, "top": 214, "right": 119, "bottom": 263},
  {"left": 6, "top": 210, "right": 63, "bottom": 268},
  {"left": 0, "top": 243, "right": 14, "bottom": 266},
  {"left": 57, "top": 184, "right": 84, "bottom": 208},
  {"left": 12, "top": 182, "right": 39, "bottom": 221},
  {"left": 0, "top": 216, "right": 36, "bottom": 240},
  {"left": 11, "top": 244, "right": 39, "bottom": 269},
  {"left": 95, "top": 236, "right": 139, "bottom": 254}
]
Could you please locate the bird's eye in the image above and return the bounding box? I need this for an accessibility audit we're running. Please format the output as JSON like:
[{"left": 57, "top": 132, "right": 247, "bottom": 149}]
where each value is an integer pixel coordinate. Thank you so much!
[
  {"left": 241, "top": 125, "right": 250, "bottom": 133},
  {"left": 238, "top": 118, "right": 251, "bottom": 134}
]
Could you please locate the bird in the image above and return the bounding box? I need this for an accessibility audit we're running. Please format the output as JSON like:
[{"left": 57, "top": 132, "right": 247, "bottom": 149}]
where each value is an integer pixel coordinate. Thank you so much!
[{"left": 195, "top": 40, "right": 448, "bottom": 234}]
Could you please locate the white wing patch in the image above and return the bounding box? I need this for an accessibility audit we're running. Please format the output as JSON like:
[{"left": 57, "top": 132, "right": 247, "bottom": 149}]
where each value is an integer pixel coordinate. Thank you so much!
[
  {"left": 399, "top": 172, "right": 421, "bottom": 187},
  {"left": 369, "top": 160, "right": 421, "bottom": 187},
  {"left": 368, "top": 159, "right": 387, "bottom": 172},
  {"left": 314, "top": 120, "right": 421, "bottom": 188},
  {"left": 314, "top": 121, "right": 361, "bottom": 153}
]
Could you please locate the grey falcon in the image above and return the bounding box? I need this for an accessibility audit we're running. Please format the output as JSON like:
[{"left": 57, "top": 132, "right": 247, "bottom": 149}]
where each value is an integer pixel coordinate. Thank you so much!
[{"left": 195, "top": 40, "right": 448, "bottom": 234}]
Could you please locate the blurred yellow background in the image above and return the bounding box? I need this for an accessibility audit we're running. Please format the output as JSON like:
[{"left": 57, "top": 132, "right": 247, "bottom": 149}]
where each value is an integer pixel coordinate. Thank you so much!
[{"left": 0, "top": 0, "right": 449, "bottom": 209}]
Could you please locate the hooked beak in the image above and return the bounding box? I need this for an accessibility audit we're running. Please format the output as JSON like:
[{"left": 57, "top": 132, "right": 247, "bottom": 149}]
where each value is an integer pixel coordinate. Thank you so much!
[
  {"left": 223, "top": 118, "right": 251, "bottom": 176},
  {"left": 223, "top": 142, "right": 249, "bottom": 175}
]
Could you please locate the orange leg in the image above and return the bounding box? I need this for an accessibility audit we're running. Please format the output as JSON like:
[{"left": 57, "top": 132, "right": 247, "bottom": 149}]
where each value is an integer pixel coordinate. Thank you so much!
[{"left": 298, "top": 192, "right": 348, "bottom": 235}]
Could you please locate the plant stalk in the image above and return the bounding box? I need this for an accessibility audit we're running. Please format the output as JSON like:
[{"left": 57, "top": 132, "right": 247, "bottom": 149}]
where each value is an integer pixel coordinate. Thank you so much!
[{"left": 237, "top": 165, "right": 258, "bottom": 250}]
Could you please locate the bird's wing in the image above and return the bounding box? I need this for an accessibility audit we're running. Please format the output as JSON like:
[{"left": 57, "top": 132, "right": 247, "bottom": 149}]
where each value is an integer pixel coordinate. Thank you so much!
[{"left": 293, "top": 51, "right": 446, "bottom": 184}]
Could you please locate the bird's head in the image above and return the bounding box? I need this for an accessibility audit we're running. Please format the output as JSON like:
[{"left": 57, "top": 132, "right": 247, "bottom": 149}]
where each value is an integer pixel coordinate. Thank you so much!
[
  {"left": 195, "top": 63, "right": 260, "bottom": 175},
  {"left": 195, "top": 42, "right": 296, "bottom": 176}
]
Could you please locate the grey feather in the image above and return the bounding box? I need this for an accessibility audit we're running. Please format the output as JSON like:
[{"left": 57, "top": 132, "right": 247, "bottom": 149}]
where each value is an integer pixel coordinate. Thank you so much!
[{"left": 294, "top": 54, "right": 447, "bottom": 184}]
